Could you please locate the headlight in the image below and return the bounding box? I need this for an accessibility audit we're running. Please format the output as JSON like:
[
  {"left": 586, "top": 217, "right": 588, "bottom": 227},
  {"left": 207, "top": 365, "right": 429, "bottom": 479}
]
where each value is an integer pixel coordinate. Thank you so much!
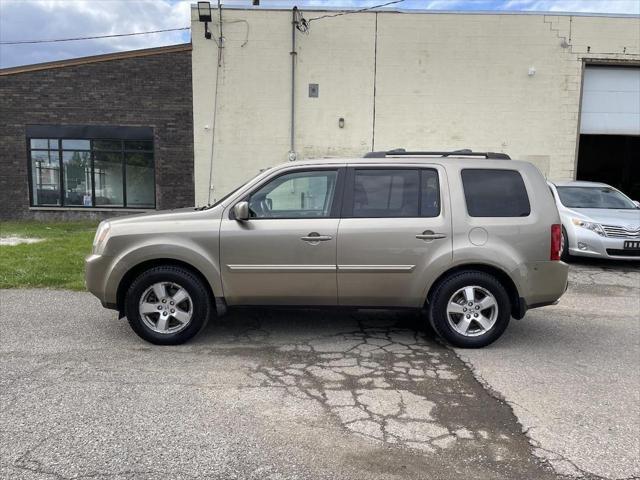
[
  {"left": 571, "top": 218, "right": 605, "bottom": 237},
  {"left": 92, "top": 221, "right": 111, "bottom": 255}
]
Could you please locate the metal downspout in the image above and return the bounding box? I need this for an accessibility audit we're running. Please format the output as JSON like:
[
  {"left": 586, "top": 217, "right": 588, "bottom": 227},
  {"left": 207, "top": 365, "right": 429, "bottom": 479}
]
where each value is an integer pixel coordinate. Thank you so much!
[
  {"left": 289, "top": 7, "right": 297, "bottom": 161},
  {"left": 206, "top": 1, "right": 224, "bottom": 204}
]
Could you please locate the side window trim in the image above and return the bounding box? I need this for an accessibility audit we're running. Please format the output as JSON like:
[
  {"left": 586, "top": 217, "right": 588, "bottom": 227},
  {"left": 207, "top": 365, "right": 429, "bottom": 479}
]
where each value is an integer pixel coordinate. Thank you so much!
[
  {"left": 341, "top": 166, "right": 441, "bottom": 219},
  {"left": 230, "top": 167, "right": 345, "bottom": 220}
]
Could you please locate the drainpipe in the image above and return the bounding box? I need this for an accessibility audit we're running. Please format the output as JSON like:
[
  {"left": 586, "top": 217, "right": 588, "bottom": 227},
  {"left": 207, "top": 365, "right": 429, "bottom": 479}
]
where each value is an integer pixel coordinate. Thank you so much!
[
  {"left": 217, "top": 0, "right": 223, "bottom": 66},
  {"left": 206, "top": 0, "right": 224, "bottom": 204},
  {"left": 289, "top": 7, "right": 298, "bottom": 161}
]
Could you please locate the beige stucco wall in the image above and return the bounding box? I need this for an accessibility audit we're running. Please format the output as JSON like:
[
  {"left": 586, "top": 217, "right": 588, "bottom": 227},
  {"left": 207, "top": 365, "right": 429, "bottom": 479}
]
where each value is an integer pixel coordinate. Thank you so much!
[{"left": 192, "top": 8, "right": 639, "bottom": 205}]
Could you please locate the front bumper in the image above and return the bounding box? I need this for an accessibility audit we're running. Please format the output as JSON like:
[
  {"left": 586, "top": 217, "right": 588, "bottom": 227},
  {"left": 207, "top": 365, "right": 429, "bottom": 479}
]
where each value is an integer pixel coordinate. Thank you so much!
[
  {"left": 85, "top": 254, "right": 117, "bottom": 309},
  {"left": 568, "top": 227, "right": 640, "bottom": 260}
]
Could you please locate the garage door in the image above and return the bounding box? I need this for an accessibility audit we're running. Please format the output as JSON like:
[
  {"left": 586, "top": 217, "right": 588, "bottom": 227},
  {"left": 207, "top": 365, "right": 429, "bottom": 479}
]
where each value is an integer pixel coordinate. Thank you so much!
[{"left": 580, "top": 66, "right": 640, "bottom": 135}]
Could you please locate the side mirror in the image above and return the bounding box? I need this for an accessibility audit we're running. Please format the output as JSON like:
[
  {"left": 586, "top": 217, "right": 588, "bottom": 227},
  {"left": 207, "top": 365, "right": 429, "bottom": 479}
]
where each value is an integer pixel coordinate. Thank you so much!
[
  {"left": 634, "top": 200, "right": 640, "bottom": 209},
  {"left": 233, "top": 201, "right": 250, "bottom": 221}
]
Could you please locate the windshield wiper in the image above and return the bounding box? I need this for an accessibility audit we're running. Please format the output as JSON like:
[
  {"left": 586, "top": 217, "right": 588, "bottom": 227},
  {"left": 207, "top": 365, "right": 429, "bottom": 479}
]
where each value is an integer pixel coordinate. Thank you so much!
[{"left": 194, "top": 204, "right": 213, "bottom": 211}]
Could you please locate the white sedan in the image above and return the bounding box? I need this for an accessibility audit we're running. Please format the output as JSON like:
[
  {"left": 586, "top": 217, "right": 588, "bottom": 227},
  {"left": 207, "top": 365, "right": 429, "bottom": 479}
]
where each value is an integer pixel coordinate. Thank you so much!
[{"left": 548, "top": 181, "right": 640, "bottom": 261}]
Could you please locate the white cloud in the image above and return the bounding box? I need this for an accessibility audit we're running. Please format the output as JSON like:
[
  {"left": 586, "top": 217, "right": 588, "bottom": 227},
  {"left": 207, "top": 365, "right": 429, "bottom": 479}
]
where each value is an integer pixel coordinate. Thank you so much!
[
  {"left": 1, "top": 0, "right": 637, "bottom": 68},
  {"left": 502, "top": 0, "right": 640, "bottom": 14},
  {"left": 0, "top": 0, "right": 192, "bottom": 68}
]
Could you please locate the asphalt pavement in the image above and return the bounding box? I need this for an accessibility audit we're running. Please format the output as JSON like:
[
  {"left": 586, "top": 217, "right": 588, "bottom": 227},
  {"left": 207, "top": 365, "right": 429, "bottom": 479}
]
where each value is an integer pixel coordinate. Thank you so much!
[
  {"left": 0, "top": 260, "right": 637, "bottom": 479},
  {"left": 455, "top": 259, "right": 640, "bottom": 480}
]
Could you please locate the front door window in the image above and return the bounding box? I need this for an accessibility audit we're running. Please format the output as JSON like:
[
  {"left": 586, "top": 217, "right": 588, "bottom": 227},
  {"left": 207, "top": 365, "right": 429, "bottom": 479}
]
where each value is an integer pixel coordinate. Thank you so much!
[{"left": 248, "top": 170, "right": 338, "bottom": 218}]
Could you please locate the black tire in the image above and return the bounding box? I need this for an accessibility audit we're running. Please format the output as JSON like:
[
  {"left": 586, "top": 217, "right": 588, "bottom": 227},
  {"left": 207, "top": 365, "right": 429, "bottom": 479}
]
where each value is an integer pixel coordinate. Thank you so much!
[
  {"left": 561, "top": 227, "right": 572, "bottom": 263},
  {"left": 125, "top": 265, "right": 212, "bottom": 345},
  {"left": 428, "top": 271, "right": 511, "bottom": 348}
]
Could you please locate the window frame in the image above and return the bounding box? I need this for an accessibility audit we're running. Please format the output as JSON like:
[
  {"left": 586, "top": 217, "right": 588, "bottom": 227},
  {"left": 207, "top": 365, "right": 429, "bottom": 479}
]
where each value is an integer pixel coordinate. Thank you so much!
[
  {"left": 230, "top": 167, "right": 346, "bottom": 220},
  {"left": 460, "top": 168, "right": 531, "bottom": 218},
  {"left": 341, "top": 167, "right": 441, "bottom": 219},
  {"left": 27, "top": 135, "right": 155, "bottom": 210}
]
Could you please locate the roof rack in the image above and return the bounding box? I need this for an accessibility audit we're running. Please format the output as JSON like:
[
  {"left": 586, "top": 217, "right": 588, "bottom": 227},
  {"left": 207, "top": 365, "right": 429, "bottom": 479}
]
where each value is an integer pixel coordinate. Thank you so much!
[{"left": 364, "top": 148, "right": 511, "bottom": 160}]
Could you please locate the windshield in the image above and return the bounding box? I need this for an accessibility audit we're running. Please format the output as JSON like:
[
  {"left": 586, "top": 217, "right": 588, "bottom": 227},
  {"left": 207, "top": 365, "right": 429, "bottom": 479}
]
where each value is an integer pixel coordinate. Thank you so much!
[
  {"left": 202, "top": 170, "right": 268, "bottom": 210},
  {"left": 556, "top": 186, "right": 637, "bottom": 210}
]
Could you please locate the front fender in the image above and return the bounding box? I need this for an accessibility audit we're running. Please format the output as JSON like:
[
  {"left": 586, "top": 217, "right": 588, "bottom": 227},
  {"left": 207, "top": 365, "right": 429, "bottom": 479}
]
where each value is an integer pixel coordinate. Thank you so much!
[{"left": 103, "top": 238, "right": 223, "bottom": 306}]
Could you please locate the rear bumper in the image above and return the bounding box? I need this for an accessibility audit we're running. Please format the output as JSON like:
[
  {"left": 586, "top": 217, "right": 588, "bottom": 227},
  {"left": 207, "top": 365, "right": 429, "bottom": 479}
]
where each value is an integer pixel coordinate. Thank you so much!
[{"left": 516, "top": 260, "right": 569, "bottom": 318}]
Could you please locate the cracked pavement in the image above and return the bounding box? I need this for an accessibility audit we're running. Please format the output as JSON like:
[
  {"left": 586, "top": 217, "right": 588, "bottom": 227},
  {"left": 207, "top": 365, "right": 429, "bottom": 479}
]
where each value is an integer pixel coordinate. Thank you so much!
[
  {"left": 0, "top": 259, "right": 638, "bottom": 479},
  {"left": 455, "top": 259, "right": 640, "bottom": 480}
]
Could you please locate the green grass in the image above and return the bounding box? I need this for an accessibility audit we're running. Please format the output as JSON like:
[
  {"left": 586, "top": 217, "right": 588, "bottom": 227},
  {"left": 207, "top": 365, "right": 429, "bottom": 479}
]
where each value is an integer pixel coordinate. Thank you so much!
[{"left": 0, "top": 221, "right": 98, "bottom": 290}]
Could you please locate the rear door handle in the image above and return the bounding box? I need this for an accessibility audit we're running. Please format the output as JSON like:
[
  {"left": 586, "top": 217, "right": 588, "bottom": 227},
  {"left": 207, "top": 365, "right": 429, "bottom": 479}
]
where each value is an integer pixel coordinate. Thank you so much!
[
  {"left": 416, "top": 231, "right": 447, "bottom": 241},
  {"left": 301, "top": 232, "right": 333, "bottom": 243}
]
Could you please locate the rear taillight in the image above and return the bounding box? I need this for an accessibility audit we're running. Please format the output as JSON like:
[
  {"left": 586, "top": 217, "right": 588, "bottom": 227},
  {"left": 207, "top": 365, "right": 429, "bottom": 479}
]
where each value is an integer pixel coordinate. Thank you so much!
[{"left": 550, "top": 224, "right": 562, "bottom": 261}]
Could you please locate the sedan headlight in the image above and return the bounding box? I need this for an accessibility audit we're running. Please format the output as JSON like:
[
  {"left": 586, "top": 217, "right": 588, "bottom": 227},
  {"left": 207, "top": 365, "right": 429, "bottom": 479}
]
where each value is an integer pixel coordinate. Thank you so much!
[
  {"left": 92, "top": 221, "right": 111, "bottom": 255},
  {"left": 571, "top": 218, "right": 605, "bottom": 237}
]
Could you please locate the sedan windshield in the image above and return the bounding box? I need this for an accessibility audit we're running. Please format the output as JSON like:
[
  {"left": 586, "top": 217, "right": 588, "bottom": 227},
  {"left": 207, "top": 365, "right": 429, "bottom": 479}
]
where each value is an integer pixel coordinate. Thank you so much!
[{"left": 556, "top": 186, "right": 637, "bottom": 209}]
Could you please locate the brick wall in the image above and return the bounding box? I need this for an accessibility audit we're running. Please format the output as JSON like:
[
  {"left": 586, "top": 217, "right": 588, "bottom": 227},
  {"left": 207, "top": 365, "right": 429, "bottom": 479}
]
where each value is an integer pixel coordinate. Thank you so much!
[{"left": 0, "top": 47, "right": 194, "bottom": 220}]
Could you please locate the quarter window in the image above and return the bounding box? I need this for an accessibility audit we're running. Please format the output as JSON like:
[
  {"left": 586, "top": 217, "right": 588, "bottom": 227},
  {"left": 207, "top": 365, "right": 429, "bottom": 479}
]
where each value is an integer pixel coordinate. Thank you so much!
[
  {"left": 248, "top": 170, "right": 338, "bottom": 218},
  {"left": 28, "top": 135, "right": 154, "bottom": 208},
  {"left": 461, "top": 169, "right": 531, "bottom": 217},
  {"left": 349, "top": 169, "right": 440, "bottom": 218}
]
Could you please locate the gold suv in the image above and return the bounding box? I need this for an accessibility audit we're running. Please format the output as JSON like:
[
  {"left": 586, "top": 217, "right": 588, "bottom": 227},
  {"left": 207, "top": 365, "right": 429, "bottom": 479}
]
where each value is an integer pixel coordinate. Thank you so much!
[{"left": 86, "top": 150, "right": 568, "bottom": 348}]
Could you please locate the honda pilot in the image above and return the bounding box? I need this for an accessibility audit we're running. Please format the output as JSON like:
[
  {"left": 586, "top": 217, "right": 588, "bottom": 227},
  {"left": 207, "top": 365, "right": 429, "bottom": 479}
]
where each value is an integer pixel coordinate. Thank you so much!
[{"left": 85, "top": 150, "right": 568, "bottom": 348}]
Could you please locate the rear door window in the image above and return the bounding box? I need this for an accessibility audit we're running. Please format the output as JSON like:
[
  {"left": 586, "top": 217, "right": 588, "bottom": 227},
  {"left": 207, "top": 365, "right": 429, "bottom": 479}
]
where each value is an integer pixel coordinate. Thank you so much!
[
  {"left": 461, "top": 169, "right": 531, "bottom": 217},
  {"left": 346, "top": 168, "right": 440, "bottom": 218}
]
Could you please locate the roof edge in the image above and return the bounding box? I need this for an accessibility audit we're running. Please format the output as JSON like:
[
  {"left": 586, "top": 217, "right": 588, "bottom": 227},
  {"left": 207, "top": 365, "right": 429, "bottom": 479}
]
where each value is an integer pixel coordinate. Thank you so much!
[
  {"left": 0, "top": 43, "right": 192, "bottom": 76},
  {"left": 190, "top": 4, "right": 639, "bottom": 18}
]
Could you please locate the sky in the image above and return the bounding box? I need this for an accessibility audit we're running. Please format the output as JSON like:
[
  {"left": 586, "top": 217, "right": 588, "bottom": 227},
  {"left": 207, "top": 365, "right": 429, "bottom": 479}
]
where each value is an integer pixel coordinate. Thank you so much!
[{"left": 1, "top": 0, "right": 638, "bottom": 68}]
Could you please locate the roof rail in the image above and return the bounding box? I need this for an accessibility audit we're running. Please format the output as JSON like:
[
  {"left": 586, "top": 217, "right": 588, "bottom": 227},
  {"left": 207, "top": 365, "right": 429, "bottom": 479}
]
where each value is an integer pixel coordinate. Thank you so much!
[{"left": 363, "top": 148, "right": 511, "bottom": 160}]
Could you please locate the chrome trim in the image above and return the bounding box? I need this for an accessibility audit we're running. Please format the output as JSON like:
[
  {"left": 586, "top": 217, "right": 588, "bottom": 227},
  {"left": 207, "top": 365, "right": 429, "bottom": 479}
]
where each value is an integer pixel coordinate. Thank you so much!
[
  {"left": 301, "top": 235, "right": 333, "bottom": 242},
  {"left": 338, "top": 265, "right": 416, "bottom": 273},
  {"left": 602, "top": 224, "right": 640, "bottom": 239},
  {"left": 227, "top": 264, "right": 336, "bottom": 272}
]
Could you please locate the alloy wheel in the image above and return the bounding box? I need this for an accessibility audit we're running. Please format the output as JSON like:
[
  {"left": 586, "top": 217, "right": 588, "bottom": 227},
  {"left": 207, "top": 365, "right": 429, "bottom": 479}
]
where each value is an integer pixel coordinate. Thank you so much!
[
  {"left": 446, "top": 285, "right": 499, "bottom": 337},
  {"left": 138, "top": 282, "right": 193, "bottom": 334}
]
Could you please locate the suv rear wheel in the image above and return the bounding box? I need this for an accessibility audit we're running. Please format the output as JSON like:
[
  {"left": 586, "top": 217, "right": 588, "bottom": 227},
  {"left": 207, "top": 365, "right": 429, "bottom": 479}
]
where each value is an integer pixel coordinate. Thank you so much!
[
  {"left": 428, "top": 271, "right": 511, "bottom": 348},
  {"left": 124, "top": 265, "right": 212, "bottom": 345}
]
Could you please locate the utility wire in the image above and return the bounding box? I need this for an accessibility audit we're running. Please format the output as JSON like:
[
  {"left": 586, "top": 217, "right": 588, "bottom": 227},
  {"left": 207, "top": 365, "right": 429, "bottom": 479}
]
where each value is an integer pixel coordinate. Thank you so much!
[
  {"left": 0, "top": 27, "right": 190, "bottom": 45},
  {"left": 307, "top": 0, "right": 404, "bottom": 22},
  {"left": 295, "top": 0, "right": 404, "bottom": 33}
]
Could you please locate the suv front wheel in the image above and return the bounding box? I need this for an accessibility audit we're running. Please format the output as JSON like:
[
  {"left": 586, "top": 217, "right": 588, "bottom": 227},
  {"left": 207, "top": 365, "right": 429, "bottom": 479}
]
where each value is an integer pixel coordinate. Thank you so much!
[
  {"left": 124, "top": 265, "right": 212, "bottom": 345},
  {"left": 428, "top": 271, "right": 511, "bottom": 348}
]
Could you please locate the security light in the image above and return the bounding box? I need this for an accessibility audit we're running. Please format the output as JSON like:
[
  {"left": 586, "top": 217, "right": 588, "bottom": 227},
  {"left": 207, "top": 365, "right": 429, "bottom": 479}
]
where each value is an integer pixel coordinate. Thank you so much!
[
  {"left": 197, "top": 1, "right": 213, "bottom": 39},
  {"left": 197, "top": 1, "right": 212, "bottom": 22}
]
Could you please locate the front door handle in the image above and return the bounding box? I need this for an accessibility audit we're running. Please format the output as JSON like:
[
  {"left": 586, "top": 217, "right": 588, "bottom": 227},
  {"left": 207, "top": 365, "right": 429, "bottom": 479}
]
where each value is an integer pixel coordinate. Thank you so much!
[
  {"left": 301, "top": 232, "right": 333, "bottom": 243},
  {"left": 416, "top": 230, "right": 447, "bottom": 241}
]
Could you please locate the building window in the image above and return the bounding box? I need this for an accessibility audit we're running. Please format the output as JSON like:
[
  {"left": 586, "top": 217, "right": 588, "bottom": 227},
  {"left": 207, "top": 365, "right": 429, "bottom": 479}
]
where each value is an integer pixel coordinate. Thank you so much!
[{"left": 28, "top": 132, "right": 155, "bottom": 209}]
